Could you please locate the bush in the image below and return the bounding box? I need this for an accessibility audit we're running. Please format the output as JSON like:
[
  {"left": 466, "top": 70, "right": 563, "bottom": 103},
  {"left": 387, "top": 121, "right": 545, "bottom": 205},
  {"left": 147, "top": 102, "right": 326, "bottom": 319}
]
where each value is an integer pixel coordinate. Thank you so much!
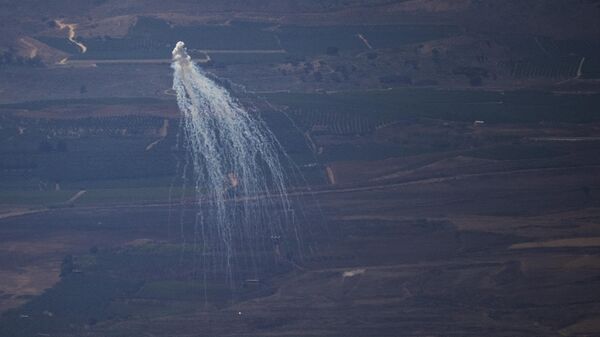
[{"left": 325, "top": 46, "right": 339, "bottom": 56}]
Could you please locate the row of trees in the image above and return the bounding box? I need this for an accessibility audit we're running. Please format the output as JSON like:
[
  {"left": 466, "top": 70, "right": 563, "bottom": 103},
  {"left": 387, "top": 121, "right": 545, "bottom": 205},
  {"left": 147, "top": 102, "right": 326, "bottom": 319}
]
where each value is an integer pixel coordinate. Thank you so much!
[{"left": 38, "top": 140, "right": 68, "bottom": 153}]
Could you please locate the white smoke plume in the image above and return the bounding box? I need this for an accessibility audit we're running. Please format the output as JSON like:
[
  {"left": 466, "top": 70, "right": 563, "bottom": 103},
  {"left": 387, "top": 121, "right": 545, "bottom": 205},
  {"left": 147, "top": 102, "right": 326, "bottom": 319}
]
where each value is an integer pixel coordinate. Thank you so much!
[{"left": 171, "top": 41, "right": 296, "bottom": 284}]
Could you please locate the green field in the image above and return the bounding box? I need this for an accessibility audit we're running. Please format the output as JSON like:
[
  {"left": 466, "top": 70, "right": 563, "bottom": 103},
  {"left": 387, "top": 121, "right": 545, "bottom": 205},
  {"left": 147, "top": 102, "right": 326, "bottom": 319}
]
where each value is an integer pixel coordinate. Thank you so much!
[
  {"left": 265, "top": 89, "right": 600, "bottom": 124},
  {"left": 0, "top": 239, "right": 281, "bottom": 337}
]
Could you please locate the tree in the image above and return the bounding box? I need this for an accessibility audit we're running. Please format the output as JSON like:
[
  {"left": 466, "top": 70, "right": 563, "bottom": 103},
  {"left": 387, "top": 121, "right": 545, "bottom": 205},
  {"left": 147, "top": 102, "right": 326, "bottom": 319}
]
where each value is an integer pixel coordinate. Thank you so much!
[
  {"left": 582, "top": 186, "right": 591, "bottom": 198},
  {"left": 470, "top": 77, "right": 483, "bottom": 86},
  {"left": 56, "top": 140, "right": 68, "bottom": 152},
  {"left": 313, "top": 71, "right": 323, "bottom": 82},
  {"left": 60, "top": 255, "right": 74, "bottom": 277},
  {"left": 38, "top": 140, "right": 53, "bottom": 153},
  {"left": 326, "top": 46, "right": 339, "bottom": 56}
]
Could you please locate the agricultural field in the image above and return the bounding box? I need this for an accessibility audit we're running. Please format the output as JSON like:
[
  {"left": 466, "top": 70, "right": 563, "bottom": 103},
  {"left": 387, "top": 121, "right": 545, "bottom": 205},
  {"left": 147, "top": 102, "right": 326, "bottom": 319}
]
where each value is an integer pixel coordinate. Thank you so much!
[{"left": 1, "top": 1, "right": 600, "bottom": 336}]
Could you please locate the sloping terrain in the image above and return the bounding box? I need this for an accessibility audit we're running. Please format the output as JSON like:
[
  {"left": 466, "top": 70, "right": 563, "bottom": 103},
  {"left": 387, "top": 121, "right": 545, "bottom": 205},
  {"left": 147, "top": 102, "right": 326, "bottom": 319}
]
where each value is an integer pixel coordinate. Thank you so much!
[{"left": 1, "top": 1, "right": 600, "bottom": 336}]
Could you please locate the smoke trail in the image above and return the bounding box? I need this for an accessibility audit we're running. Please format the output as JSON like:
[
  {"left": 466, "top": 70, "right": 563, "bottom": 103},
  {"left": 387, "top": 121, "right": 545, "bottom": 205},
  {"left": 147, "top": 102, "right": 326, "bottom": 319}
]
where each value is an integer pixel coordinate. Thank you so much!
[{"left": 171, "top": 42, "right": 295, "bottom": 285}]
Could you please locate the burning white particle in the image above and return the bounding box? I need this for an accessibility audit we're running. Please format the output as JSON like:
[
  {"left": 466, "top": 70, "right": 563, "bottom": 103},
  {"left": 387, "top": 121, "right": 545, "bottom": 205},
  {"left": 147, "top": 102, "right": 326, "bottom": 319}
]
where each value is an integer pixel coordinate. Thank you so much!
[{"left": 342, "top": 269, "right": 366, "bottom": 278}]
